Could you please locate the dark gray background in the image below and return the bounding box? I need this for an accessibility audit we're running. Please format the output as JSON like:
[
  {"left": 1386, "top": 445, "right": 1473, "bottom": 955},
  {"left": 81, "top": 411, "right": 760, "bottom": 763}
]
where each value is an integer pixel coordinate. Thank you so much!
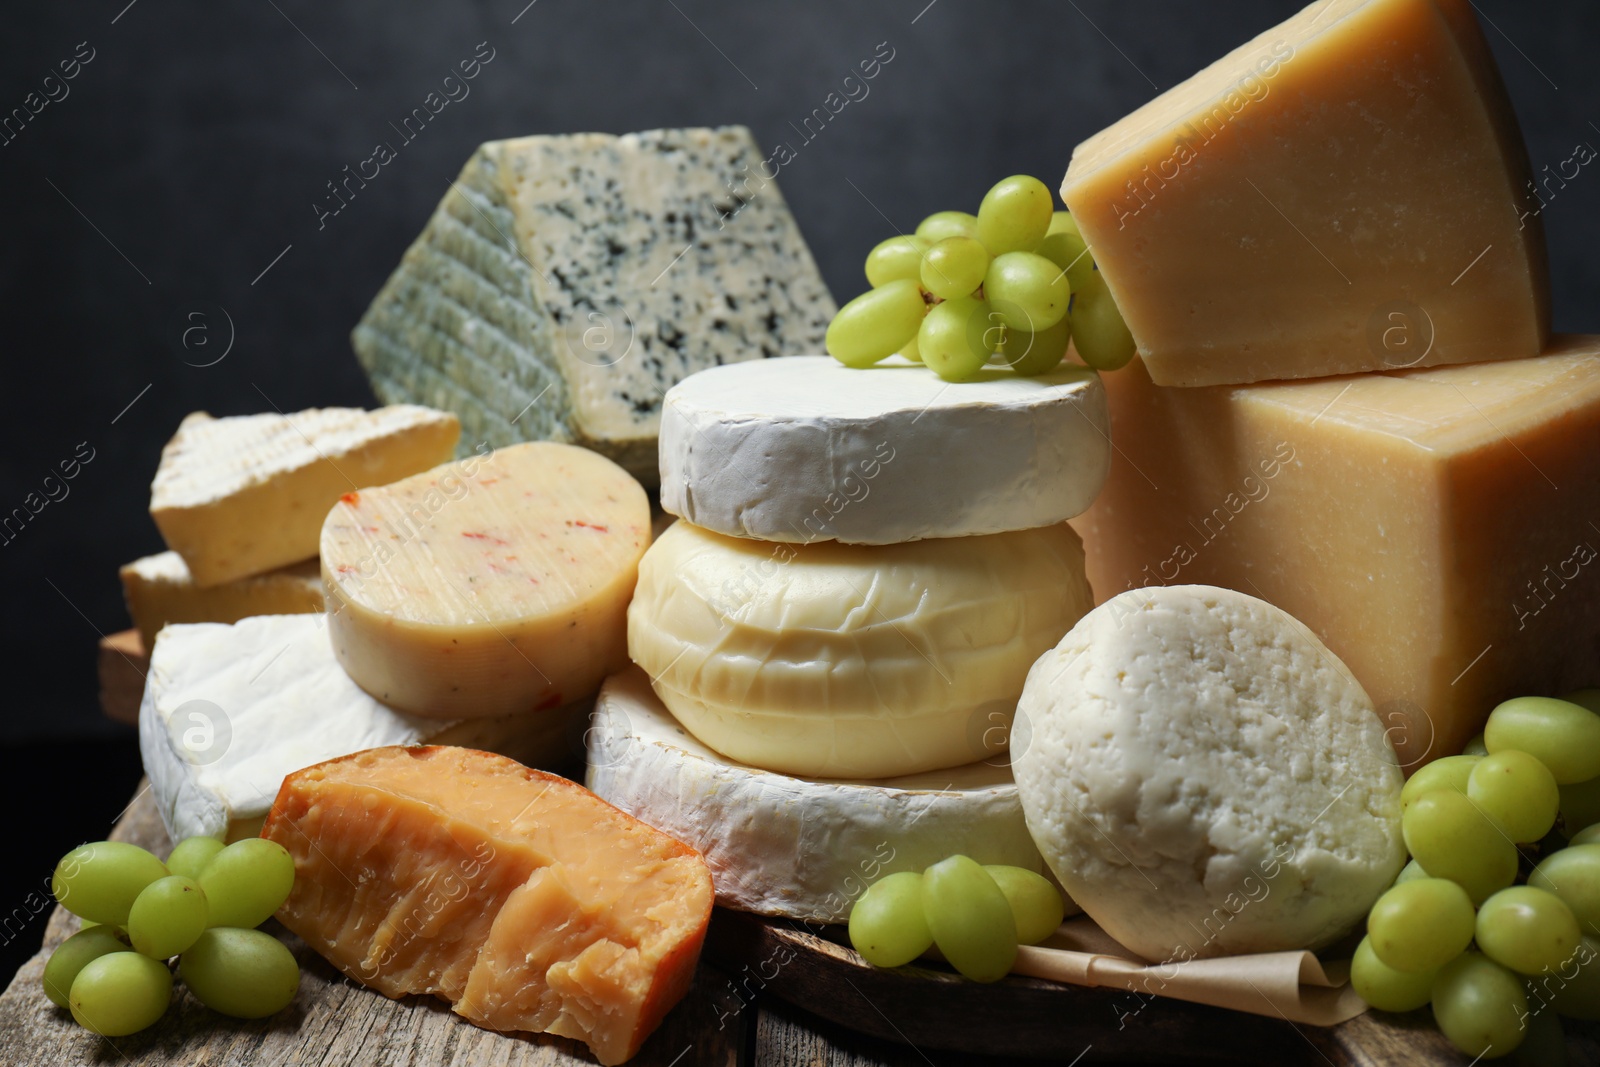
[{"left": 1, "top": 0, "right": 1597, "bottom": 746}]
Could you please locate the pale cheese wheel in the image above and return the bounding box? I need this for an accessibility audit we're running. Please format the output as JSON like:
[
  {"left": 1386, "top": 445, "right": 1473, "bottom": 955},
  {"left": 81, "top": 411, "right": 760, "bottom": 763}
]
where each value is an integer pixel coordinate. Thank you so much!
[
  {"left": 1013, "top": 585, "right": 1406, "bottom": 962},
  {"left": 658, "top": 356, "right": 1110, "bottom": 544},
  {"left": 586, "top": 668, "right": 1056, "bottom": 923},
  {"left": 627, "top": 519, "right": 1094, "bottom": 778},
  {"left": 322, "top": 442, "right": 650, "bottom": 718}
]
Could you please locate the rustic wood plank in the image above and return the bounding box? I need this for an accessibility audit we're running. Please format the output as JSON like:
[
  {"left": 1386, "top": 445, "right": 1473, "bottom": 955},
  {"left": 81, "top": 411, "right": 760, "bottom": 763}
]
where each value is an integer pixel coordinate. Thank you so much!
[
  {"left": 0, "top": 784, "right": 743, "bottom": 1067},
  {"left": 98, "top": 629, "right": 147, "bottom": 725}
]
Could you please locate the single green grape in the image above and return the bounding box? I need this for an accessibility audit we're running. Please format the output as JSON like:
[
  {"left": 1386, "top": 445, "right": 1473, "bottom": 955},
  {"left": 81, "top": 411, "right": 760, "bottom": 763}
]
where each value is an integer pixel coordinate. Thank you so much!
[
  {"left": 1468, "top": 750, "right": 1560, "bottom": 842},
  {"left": 921, "top": 855, "right": 1017, "bottom": 983},
  {"left": 1070, "top": 278, "right": 1136, "bottom": 372},
  {"left": 919, "top": 236, "right": 990, "bottom": 301},
  {"left": 178, "top": 928, "right": 300, "bottom": 1019},
  {"left": 165, "top": 837, "right": 225, "bottom": 881},
  {"left": 915, "top": 210, "right": 979, "bottom": 244},
  {"left": 128, "top": 876, "right": 208, "bottom": 960},
  {"left": 983, "top": 866, "right": 1065, "bottom": 945},
  {"left": 1570, "top": 824, "right": 1600, "bottom": 848},
  {"left": 1530, "top": 844, "right": 1600, "bottom": 935},
  {"left": 1393, "top": 859, "right": 1429, "bottom": 885},
  {"left": 1400, "top": 754, "right": 1480, "bottom": 810},
  {"left": 918, "top": 297, "right": 996, "bottom": 383},
  {"left": 1485, "top": 697, "right": 1600, "bottom": 784},
  {"left": 52, "top": 842, "right": 169, "bottom": 927},
  {"left": 825, "top": 280, "right": 927, "bottom": 369},
  {"left": 865, "top": 235, "right": 930, "bottom": 288},
  {"left": 1476, "top": 886, "right": 1583, "bottom": 976},
  {"left": 1039, "top": 213, "right": 1097, "bottom": 294},
  {"left": 1046, "top": 211, "right": 1082, "bottom": 240},
  {"left": 1431, "top": 951, "right": 1529, "bottom": 1059},
  {"left": 69, "top": 951, "right": 172, "bottom": 1037},
  {"left": 199, "top": 838, "right": 296, "bottom": 930},
  {"left": 897, "top": 332, "right": 923, "bottom": 363},
  {"left": 1543, "top": 934, "right": 1600, "bottom": 1021},
  {"left": 848, "top": 872, "right": 932, "bottom": 968},
  {"left": 1462, "top": 734, "right": 1490, "bottom": 757},
  {"left": 1366, "top": 878, "right": 1475, "bottom": 973},
  {"left": 1350, "top": 935, "right": 1437, "bottom": 1012},
  {"left": 1561, "top": 688, "right": 1600, "bottom": 715},
  {"left": 998, "top": 315, "right": 1071, "bottom": 377},
  {"left": 1559, "top": 777, "right": 1600, "bottom": 836},
  {"left": 984, "top": 252, "right": 1070, "bottom": 331},
  {"left": 1403, "top": 790, "right": 1519, "bottom": 904},
  {"left": 42, "top": 926, "right": 130, "bottom": 1009},
  {"left": 976, "top": 176, "right": 1054, "bottom": 255}
]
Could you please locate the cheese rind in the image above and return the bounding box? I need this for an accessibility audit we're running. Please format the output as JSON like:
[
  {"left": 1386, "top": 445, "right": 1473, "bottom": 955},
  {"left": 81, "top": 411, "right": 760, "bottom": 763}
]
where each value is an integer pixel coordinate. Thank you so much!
[
  {"left": 264, "top": 745, "right": 713, "bottom": 1066},
  {"left": 1013, "top": 585, "right": 1405, "bottom": 962},
  {"left": 150, "top": 407, "right": 459, "bottom": 586},
  {"left": 1062, "top": 0, "right": 1549, "bottom": 386},
  {"left": 586, "top": 668, "right": 1053, "bottom": 922},
  {"left": 627, "top": 520, "right": 1094, "bottom": 778},
  {"left": 658, "top": 357, "right": 1110, "bottom": 544},
  {"left": 351, "top": 126, "right": 835, "bottom": 483},
  {"left": 120, "top": 550, "right": 324, "bottom": 649},
  {"left": 1072, "top": 339, "right": 1600, "bottom": 769},
  {"left": 137, "top": 615, "right": 577, "bottom": 842},
  {"left": 321, "top": 442, "right": 650, "bottom": 719}
]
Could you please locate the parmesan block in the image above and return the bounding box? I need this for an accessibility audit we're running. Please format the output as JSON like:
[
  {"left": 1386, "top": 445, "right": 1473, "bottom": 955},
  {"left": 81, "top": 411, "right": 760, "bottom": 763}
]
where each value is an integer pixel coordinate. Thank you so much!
[
  {"left": 586, "top": 668, "right": 1054, "bottom": 923},
  {"left": 138, "top": 615, "right": 580, "bottom": 843},
  {"left": 627, "top": 520, "right": 1094, "bottom": 779},
  {"left": 120, "top": 550, "right": 323, "bottom": 649},
  {"left": 1062, "top": 0, "right": 1549, "bottom": 386},
  {"left": 265, "top": 745, "right": 713, "bottom": 1066},
  {"left": 150, "top": 407, "right": 459, "bottom": 586},
  {"left": 1013, "top": 585, "right": 1405, "bottom": 963},
  {"left": 1073, "top": 340, "right": 1600, "bottom": 769},
  {"left": 351, "top": 126, "right": 835, "bottom": 484},
  {"left": 658, "top": 357, "right": 1109, "bottom": 544},
  {"left": 321, "top": 442, "right": 650, "bottom": 719}
]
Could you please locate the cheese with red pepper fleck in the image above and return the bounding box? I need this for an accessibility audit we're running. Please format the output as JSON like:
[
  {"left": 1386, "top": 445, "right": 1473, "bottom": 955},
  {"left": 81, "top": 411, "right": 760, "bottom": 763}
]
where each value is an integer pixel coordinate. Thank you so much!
[{"left": 320, "top": 442, "right": 651, "bottom": 718}]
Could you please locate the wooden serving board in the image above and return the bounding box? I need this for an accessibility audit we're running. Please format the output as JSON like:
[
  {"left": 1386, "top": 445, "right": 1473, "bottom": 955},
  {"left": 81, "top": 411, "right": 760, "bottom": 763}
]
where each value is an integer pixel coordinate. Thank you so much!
[{"left": 15, "top": 789, "right": 1596, "bottom": 1066}]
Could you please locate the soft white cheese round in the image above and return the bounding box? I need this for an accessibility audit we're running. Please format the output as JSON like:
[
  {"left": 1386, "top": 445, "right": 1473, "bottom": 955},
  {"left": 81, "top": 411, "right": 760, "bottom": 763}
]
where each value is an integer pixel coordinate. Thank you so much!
[
  {"left": 586, "top": 668, "right": 1057, "bottom": 922},
  {"left": 627, "top": 519, "right": 1095, "bottom": 778},
  {"left": 1012, "top": 585, "right": 1405, "bottom": 962},
  {"left": 657, "top": 356, "right": 1109, "bottom": 544}
]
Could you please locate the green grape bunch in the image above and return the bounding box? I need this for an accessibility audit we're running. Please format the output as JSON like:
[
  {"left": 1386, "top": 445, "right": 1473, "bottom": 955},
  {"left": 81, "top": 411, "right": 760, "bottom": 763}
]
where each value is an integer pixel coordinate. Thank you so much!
[{"left": 825, "top": 175, "right": 1137, "bottom": 382}]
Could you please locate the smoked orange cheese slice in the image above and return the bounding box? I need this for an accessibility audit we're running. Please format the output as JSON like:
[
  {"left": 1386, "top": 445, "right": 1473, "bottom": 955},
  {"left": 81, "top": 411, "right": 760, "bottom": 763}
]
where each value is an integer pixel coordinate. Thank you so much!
[
  {"left": 263, "top": 746, "right": 713, "bottom": 1066},
  {"left": 321, "top": 442, "right": 650, "bottom": 719}
]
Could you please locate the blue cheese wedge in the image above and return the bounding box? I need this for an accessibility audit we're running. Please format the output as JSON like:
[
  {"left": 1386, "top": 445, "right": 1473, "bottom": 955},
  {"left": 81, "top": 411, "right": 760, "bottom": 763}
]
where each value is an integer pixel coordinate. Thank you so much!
[
  {"left": 139, "top": 614, "right": 582, "bottom": 842},
  {"left": 351, "top": 126, "right": 836, "bottom": 484}
]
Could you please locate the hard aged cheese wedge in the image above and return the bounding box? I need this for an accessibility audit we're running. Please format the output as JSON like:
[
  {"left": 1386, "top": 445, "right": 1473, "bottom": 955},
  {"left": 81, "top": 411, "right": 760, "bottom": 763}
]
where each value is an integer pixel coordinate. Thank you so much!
[
  {"left": 587, "top": 668, "right": 1056, "bottom": 923},
  {"left": 1073, "top": 339, "right": 1600, "bottom": 769},
  {"left": 151, "top": 407, "right": 459, "bottom": 586},
  {"left": 658, "top": 357, "right": 1109, "bottom": 544},
  {"left": 1013, "top": 585, "right": 1405, "bottom": 963},
  {"left": 1062, "top": 0, "right": 1548, "bottom": 386},
  {"left": 264, "top": 746, "right": 714, "bottom": 1066},
  {"left": 351, "top": 126, "right": 835, "bottom": 484},
  {"left": 120, "top": 550, "right": 323, "bottom": 649},
  {"left": 139, "top": 615, "right": 578, "bottom": 842},
  {"left": 321, "top": 442, "right": 650, "bottom": 719},
  {"left": 628, "top": 520, "right": 1094, "bottom": 778}
]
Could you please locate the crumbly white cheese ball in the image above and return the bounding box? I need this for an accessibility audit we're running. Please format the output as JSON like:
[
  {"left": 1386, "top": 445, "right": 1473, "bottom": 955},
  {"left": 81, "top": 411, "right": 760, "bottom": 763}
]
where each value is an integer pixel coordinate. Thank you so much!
[{"left": 1012, "top": 584, "right": 1404, "bottom": 962}]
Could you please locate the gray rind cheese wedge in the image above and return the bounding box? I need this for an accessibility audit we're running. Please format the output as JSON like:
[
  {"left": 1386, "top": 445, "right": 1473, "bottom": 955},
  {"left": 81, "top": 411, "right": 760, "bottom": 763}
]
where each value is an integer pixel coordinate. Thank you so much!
[
  {"left": 586, "top": 668, "right": 1057, "bottom": 923},
  {"left": 120, "top": 550, "right": 324, "bottom": 650},
  {"left": 1012, "top": 585, "right": 1406, "bottom": 963},
  {"left": 659, "top": 357, "right": 1110, "bottom": 544},
  {"left": 139, "top": 615, "right": 582, "bottom": 843},
  {"left": 351, "top": 126, "right": 836, "bottom": 484},
  {"left": 150, "top": 406, "right": 460, "bottom": 587}
]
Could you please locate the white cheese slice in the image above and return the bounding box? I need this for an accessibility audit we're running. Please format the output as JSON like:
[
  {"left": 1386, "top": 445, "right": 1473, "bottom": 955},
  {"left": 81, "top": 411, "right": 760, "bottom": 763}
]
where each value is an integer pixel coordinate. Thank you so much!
[
  {"left": 627, "top": 519, "right": 1095, "bottom": 779},
  {"left": 586, "top": 668, "right": 1053, "bottom": 923},
  {"left": 1013, "top": 585, "right": 1406, "bottom": 962},
  {"left": 119, "top": 550, "right": 324, "bottom": 650},
  {"left": 139, "top": 614, "right": 580, "bottom": 842},
  {"left": 150, "top": 406, "right": 459, "bottom": 587},
  {"left": 659, "top": 357, "right": 1110, "bottom": 544},
  {"left": 351, "top": 126, "right": 836, "bottom": 484}
]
